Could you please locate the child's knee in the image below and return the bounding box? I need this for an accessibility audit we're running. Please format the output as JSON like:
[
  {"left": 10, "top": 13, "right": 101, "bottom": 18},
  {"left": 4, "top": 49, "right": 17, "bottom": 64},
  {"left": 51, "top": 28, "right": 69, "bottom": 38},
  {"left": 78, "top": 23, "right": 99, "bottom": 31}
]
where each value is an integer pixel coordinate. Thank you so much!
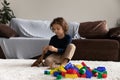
[{"left": 68, "top": 43, "right": 76, "bottom": 50}]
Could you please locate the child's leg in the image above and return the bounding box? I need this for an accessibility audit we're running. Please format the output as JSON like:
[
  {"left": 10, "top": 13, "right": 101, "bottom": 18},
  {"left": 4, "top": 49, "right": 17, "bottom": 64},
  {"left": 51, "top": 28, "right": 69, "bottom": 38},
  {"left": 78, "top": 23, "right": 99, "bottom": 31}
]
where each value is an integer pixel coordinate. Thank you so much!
[
  {"left": 44, "top": 53, "right": 61, "bottom": 68},
  {"left": 31, "top": 51, "right": 46, "bottom": 67},
  {"left": 61, "top": 43, "right": 76, "bottom": 66}
]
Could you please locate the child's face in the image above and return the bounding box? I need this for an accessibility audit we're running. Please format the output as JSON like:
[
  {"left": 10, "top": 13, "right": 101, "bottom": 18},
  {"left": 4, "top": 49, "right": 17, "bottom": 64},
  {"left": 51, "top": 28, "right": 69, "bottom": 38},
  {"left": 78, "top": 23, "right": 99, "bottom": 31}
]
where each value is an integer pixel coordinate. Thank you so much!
[{"left": 52, "top": 24, "right": 64, "bottom": 37}]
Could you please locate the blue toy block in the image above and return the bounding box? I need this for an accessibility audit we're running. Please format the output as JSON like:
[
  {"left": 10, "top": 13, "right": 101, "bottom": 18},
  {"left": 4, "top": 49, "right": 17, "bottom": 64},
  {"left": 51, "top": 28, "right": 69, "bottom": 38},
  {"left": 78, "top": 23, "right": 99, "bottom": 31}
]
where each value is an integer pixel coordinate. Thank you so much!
[
  {"left": 86, "top": 69, "right": 93, "bottom": 78},
  {"left": 96, "top": 67, "right": 106, "bottom": 72},
  {"left": 65, "top": 62, "right": 74, "bottom": 70},
  {"left": 73, "top": 66, "right": 79, "bottom": 73},
  {"left": 53, "top": 71, "right": 61, "bottom": 77}
]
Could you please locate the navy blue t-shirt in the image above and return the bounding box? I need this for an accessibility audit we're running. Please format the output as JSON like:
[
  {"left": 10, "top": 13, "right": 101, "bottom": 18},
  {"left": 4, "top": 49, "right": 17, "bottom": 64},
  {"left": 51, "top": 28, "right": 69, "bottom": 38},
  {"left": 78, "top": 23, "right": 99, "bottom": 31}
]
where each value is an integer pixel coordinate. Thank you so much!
[{"left": 46, "top": 34, "right": 72, "bottom": 55}]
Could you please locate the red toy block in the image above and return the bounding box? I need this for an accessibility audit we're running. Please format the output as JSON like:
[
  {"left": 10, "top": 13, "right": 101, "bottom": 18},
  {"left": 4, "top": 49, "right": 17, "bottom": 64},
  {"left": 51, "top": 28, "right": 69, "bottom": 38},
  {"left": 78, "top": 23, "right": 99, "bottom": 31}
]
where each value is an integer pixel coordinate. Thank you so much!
[
  {"left": 61, "top": 72, "right": 66, "bottom": 77},
  {"left": 81, "top": 74, "right": 86, "bottom": 78},
  {"left": 81, "top": 62, "right": 87, "bottom": 66},
  {"left": 67, "top": 69, "right": 77, "bottom": 74},
  {"left": 102, "top": 74, "right": 107, "bottom": 78},
  {"left": 94, "top": 73, "right": 98, "bottom": 77},
  {"left": 76, "top": 73, "right": 81, "bottom": 77}
]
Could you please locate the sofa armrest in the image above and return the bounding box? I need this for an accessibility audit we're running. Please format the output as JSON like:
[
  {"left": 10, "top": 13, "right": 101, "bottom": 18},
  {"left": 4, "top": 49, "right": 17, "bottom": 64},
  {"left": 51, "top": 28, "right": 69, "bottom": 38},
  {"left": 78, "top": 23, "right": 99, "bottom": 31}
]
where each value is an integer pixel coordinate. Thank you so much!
[
  {"left": 72, "top": 39, "right": 119, "bottom": 61},
  {"left": 0, "top": 24, "right": 19, "bottom": 38}
]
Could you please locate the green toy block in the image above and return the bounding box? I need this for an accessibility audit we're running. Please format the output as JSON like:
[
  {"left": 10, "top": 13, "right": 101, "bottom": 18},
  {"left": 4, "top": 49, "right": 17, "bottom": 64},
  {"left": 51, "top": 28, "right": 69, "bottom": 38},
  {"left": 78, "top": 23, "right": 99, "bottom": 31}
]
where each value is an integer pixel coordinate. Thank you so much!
[
  {"left": 56, "top": 75, "right": 62, "bottom": 80},
  {"left": 44, "top": 70, "right": 50, "bottom": 75},
  {"left": 97, "top": 73, "right": 102, "bottom": 79},
  {"left": 79, "top": 66, "right": 87, "bottom": 74}
]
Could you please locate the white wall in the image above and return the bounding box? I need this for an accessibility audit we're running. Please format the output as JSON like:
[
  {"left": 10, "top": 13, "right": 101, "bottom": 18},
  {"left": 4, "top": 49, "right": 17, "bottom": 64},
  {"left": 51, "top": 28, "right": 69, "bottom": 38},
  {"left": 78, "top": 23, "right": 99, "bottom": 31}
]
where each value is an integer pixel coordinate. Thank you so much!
[{"left": 0, "top": 0, "right": 120, "bottom": 28}]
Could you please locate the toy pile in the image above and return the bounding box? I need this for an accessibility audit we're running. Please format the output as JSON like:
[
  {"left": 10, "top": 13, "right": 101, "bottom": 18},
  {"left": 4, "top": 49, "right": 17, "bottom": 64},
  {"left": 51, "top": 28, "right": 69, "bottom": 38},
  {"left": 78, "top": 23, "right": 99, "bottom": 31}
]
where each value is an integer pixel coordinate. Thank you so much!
[{"left": 44, "top": 62, "right": 107, "bottom": 80}]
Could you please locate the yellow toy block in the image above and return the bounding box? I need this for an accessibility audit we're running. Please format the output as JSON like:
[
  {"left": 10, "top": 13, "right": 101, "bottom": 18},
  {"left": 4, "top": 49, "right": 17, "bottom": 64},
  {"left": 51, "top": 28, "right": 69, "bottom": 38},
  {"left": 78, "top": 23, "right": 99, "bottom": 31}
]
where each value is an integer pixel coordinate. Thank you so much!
[
  {"left": 50, "top": 68, "right": 58, "bottom": 74},
  {"left": 65, "top": 74, "right": 78, "bottom": 78},
  {"left": 58, "top": 65, "right": 66, "bottom": 72},
  {"left": 75, "top": 64, "right": 83, "bottom": 69}
]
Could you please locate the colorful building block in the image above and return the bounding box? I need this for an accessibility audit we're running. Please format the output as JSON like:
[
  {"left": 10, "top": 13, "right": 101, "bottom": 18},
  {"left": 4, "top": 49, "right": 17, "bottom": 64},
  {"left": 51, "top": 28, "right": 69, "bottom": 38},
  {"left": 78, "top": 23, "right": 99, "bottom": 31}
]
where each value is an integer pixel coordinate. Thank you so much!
[
  {"left": 53, "top": 71, "right": 61, "bottom": 77},
  {"left": 44, "top": 62, "right": 107, "bottom": 79},
  {"left": 56, "top": 75, "right": 62, "bottom": 79},
  {"left": 67, "top": 69, "right": 78, "bottom": 74},
  {"left": 65, "top": 74, "right": 78, "bottom": 78},
  {"left": 81, "top": 62, "right": 87, "bottom": 66},
  {"left": 58, "top": 65, "right": 66, "bottom": 72},
  {"left": 79, "top": 66, "right": 86, "bottom": 74},
  {"left": 86, "top": 69, "right": 93, "bottom": 78},
  {"left": 75, "top": 64, "right": 83, "bottom": 69},
  {"left": 64, "top": 62, "right": 74, "bottom": 70},
  {"left": 44, "top": 70, "right": 50, "bottom": 75},
  {"left": 96, "top": 67, "right": 106, "bottom": 72}
]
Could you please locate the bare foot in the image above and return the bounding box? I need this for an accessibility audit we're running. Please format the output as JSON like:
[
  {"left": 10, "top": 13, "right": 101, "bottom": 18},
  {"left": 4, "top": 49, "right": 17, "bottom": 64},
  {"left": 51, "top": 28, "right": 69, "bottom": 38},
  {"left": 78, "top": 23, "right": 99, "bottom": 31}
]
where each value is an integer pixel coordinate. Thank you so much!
[{"left": 31, "top": 60, "right": 42, "bottom": 67}]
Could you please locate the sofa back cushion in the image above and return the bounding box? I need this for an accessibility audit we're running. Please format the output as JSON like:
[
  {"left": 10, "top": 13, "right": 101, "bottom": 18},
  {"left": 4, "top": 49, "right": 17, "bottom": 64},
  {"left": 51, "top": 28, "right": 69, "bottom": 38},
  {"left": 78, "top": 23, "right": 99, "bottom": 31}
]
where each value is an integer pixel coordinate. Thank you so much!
[
  {"left": 0, "top": 24, "right": 18, "bottom": 38},
  {"left": 10, "top": 18, "right": 54, "bottom": 38},
  {"left": 78, "top": 20, "right": 108, "bottom": 39},
  {"left": 10, "top": 18, "right": 80, "bottom": 39}
]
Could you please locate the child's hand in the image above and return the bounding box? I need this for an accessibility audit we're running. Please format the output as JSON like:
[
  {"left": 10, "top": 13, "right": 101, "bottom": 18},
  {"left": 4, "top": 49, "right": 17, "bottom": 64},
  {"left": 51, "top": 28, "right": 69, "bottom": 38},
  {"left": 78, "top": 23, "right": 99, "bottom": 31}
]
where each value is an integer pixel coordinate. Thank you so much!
[{"left": 48, "top": 45, "right": 58, "bottom": 52}]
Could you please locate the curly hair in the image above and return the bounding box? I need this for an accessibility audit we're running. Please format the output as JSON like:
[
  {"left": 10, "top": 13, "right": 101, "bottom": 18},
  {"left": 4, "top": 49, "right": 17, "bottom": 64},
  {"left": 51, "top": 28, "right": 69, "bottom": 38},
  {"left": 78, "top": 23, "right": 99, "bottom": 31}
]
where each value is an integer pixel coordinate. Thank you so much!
[{"left": 50, "top": 17, "right": 68, "bottom": 34}]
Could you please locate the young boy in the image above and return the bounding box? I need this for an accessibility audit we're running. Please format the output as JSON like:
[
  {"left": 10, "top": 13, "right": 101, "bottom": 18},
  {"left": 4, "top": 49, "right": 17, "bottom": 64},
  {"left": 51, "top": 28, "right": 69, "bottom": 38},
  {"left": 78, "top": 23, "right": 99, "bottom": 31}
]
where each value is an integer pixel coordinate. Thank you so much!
[{"left": 31, "top": 17, "right": 76, "bottom": 68}]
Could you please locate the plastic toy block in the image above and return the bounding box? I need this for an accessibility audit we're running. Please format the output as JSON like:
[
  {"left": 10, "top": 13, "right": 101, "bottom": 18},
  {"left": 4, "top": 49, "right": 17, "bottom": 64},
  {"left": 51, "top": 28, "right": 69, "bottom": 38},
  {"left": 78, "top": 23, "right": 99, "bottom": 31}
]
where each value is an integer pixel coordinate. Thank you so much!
[
  {"left": 94, "top": 72, "right": 98, "bottom": 77},
  {"left": 81, "top": 74, "right": 86, "bottom": 78},
  {"left": 44, "top": 62, "right": 107, "bottom": 79},
  {"left": 87, "top": 67, "right": 92, "bottom": 72},
  {"left": 97, "top": 73, "right": 102, "bottom": 79},
  {"left": 65, "top": 74, "right": 78, "bottom": 78},
  {"left": 75, "top": 64, "right": 83, "bottom": 69},
  {"left": 50, "top": 70, "right": 58, "bottom": 74},
  {"left": 76, "top": 72, "right": 81, "bottom": 77},
  {"left": 56, "top": 75, "right": 62, "bottom": 79},
  {"left": 81, "top": 62, "right": 87, "bottom": 66},
  {"left": 96, "top": 67, "right": 106, "bottom": 72},
  {"left": 73, "top": 66, "right": 79, "bottom": 72},
  {"left": 58, "top": 65, "right": 66, "bottom": 72},
  {"left": 86, "top": 69, "right": 93, "bottom": 78},
  {"left": 67, "top": 69, "right": 78, "bottom": 74},
  {"left": 65, "top": 62, "right": 74, "bottom": 70},
  {"left": 44, "top": 70, "right": 50, "bottom": 75},
  {"left": 92, "top": 69, "right": 100, "bottom": 74},
  {"left": 53, "top": 71, "right": 61, "bottom": 77},
  {"left": 103, "top": 71, "right": 107, "bottom": 74},
  {"left": 79, "top": 67, "right": 86, "bottom": 74},
  {"left": 102, "top": 74, "right": 107, "bottom": 78},
  {"left": 61, "top": 72, "right": 66, "bottom": 77}
]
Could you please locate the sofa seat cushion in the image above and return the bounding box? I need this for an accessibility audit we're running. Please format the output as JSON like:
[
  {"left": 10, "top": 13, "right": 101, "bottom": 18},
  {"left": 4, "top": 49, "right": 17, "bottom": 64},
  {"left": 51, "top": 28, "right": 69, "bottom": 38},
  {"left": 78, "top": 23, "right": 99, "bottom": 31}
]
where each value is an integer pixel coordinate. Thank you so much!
[
  {"left": 79, "top": 20, "right": 108, "bottom": 39},
  {"left": 72, "top": 39, "right": 119, "bottom": 61}
]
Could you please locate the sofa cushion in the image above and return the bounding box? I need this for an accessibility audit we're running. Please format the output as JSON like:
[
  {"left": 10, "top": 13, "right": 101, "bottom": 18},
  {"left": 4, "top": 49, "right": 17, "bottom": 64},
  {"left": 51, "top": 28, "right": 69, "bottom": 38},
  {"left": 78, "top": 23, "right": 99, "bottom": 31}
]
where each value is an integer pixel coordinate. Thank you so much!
[
  {"left": 0, "top": 24, "right": 18, "bottom": 38},
  {"left": 78, "top": 20, "right": 108, "bottom": 39},
  {"left": 68, "top": 22, "right": 80, "bottom": 39},
  {"left": 10, "top": 18, "right": 55, "bottom": 38},
  {"left": 10, "top": 18, "right": 80, "bottom": 39}
]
